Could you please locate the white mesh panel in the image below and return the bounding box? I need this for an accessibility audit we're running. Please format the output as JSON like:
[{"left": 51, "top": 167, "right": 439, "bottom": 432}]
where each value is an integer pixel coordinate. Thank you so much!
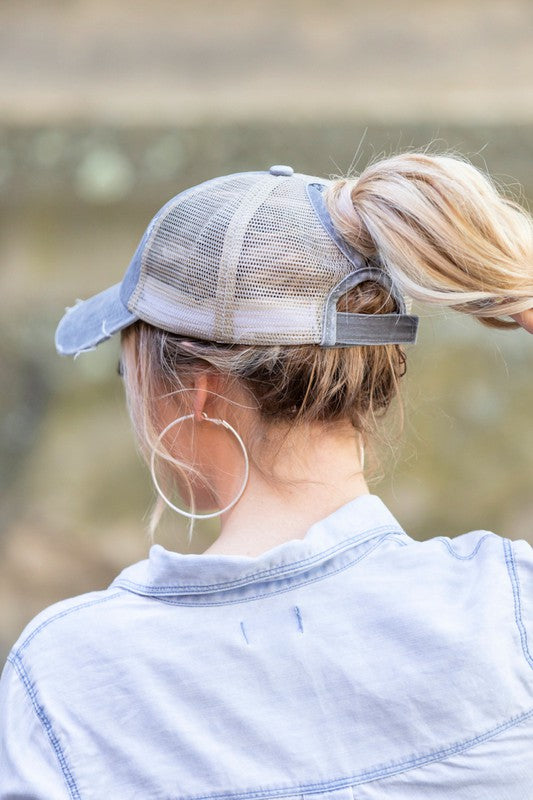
[{"left": 130, "top": 171, "right": 355, "bottom": 344}]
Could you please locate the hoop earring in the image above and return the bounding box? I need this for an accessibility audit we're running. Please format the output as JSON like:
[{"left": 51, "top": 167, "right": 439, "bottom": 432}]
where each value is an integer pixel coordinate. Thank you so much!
[{"left": 149, "top": 412, "right": 250, "bottom": 520}]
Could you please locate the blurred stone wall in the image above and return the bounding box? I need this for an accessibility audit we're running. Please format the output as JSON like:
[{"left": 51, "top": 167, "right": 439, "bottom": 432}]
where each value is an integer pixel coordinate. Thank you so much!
[{"left": 1, "top": 1, "right": 532, "bottom": 661}]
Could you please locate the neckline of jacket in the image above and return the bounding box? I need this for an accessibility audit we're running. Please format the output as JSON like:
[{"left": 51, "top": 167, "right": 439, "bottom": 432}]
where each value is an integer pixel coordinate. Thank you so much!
[{"left": 109, "top": 494, "right": 409, "bottom": 599}]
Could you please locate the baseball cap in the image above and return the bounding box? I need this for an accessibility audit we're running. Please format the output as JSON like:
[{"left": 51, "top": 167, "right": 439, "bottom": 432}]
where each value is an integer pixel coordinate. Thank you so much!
[{"left": 55, "top": 164, "right": 419, "bottom": 356}]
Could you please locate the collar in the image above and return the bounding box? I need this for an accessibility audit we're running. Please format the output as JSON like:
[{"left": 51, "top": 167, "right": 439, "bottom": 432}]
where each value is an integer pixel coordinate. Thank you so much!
[{"left": 110, "top": 494, "right": 408, "bottom": 601}]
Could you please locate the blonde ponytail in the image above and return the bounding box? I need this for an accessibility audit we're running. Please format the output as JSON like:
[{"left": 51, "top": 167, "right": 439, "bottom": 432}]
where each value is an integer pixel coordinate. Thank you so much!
[{"left": 322, "top": 153, "right": 533, "bottom": 328}]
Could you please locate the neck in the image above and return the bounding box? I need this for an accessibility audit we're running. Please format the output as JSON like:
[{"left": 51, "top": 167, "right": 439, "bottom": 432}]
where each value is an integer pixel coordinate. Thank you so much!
[{"left": 202, "top": 424, "right": 369, "bottom": 557}]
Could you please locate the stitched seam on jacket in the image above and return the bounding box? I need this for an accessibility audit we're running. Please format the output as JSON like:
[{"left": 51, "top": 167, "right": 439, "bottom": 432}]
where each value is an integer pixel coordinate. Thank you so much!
[
  {"left": 115, "top": 525, "right": 407, "bottom": 593},
  {"left": 15, "top": 591, "right": 124, "bottom": 655},
  {"left": 171, "top": 707, "right": 533, "bottom": 800},
  {"left": 503, "top": 538, "right": 533, "bottom": 671},
  {"left": 433, "top": 532, "right": 495, "bottom": 559},
  {"left": 7, "top": 654, "right": 81, "bottom": 800},
  {"left": 143, "top": 534, "right": 410, "bottom": 606}
]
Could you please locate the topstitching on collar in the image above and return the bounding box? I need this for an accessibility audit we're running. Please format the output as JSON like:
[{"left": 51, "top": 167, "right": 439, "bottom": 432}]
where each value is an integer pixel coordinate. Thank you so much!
[{"left": 110, "top": 494, "right": 408, "bottom": 598}]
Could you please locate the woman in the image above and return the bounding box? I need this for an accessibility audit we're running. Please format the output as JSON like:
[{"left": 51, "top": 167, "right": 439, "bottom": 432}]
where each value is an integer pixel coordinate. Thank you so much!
[{"left": 1, "top": 155, "right": 532, "bottom": 798}]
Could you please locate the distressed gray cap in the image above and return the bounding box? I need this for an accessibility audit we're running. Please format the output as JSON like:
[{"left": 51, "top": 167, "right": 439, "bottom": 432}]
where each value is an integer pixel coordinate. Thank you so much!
[{"left": 55, "top": 165, "right": 418, "bottom": 356}]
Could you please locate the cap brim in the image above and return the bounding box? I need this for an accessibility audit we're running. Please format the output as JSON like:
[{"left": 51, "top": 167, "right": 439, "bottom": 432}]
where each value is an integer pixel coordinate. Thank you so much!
[{"left": 55, "top": 283, "right": 138, "bottom": 356}]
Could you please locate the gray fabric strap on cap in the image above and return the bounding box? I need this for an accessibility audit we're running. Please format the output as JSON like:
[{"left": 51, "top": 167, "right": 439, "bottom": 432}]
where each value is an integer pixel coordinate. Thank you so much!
[
  {"left": 323, "top": 268, "right": 419, "bottom": 346},
  {"left": 306, "top": 182, "right": 419, "bottom": 346}
]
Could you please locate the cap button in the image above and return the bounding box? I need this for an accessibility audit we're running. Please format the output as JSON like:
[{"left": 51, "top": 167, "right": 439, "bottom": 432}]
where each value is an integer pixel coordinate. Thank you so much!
[{"left": 269, "top": 164, "right": 294, "bottom": 177}]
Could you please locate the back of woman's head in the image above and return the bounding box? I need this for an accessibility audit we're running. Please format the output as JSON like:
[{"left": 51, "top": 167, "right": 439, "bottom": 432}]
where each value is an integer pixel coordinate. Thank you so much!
[{"left": 120, "top": 151, "right": 533, "bottom": 533}]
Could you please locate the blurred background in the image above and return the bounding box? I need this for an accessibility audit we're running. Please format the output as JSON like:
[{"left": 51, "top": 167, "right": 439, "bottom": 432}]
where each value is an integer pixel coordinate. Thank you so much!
[{"left": 1, "top": 0, "right": 533, "bottom": 662}]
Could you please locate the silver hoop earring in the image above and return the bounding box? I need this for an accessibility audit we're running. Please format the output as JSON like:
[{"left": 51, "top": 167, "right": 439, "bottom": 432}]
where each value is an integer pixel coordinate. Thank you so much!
[{"left": 149, "top": 412, "right": 250, "bottom": 520}]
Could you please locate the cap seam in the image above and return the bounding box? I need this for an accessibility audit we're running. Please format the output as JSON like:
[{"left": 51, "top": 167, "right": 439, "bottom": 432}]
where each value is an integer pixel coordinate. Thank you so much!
[{"left": 215, "top": 174, "right": 291, "bottom": 340}]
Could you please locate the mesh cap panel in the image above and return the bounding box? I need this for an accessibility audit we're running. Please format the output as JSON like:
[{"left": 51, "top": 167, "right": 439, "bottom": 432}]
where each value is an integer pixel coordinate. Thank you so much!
[
  {"left": 130, "top": 171, "right": 356, "bottom": 345},
  {"left": 54, "top": 165, "right": 419, "bottom": 356}
]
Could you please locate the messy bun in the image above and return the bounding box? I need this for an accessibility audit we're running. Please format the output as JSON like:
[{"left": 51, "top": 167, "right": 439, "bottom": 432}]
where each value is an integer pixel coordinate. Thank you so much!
[{"left": 323, "top": 153, "right": 533, "bottom": 328}]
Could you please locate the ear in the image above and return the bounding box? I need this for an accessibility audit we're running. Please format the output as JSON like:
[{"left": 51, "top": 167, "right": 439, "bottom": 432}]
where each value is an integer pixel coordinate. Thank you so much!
[{"left": 192, "top": 373, "right": 209, "bottom": 421}]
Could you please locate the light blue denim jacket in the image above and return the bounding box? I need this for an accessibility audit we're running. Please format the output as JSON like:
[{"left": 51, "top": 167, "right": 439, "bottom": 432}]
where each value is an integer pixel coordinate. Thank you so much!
[{"left": 1, "top": 493, "right": 532, "bottom": 799}]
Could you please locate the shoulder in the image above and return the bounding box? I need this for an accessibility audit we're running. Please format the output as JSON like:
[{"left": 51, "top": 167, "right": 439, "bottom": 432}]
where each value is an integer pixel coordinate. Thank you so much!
[
  {"left": 397, "top": 527, "right": 533, "bottom": 610},
  {"left": 6, "top": 585, "right": 131, "bottom": 664},
  {"left": 426, "top": 528, "right": 502, "bottom": 558},
  {"left": 421, "top": 529, "right": 533, "bottom": 662},
  {"left": 400, "top": 527, "right": 511, "bottom": 568},
  {"left": 433, "top": 529, "right": 533, "bottom": 584},
  {"left": 410, "top": 527, "right": 533, "bottom": 567}
]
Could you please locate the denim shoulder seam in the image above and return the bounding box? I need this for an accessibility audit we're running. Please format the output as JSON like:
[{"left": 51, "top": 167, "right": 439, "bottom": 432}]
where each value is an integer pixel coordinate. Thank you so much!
[
  {"left": 503, "top": 538, "right": 533, "bottom": 671},
  {"left": 433, "top": 532, "right": 496, "bottom": 560},
  {"left": 15, "top": 590, "right": 125, "bottom": 656},
  {"left": 7, "top": 653, "right": 81, "bottom": 800}
]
